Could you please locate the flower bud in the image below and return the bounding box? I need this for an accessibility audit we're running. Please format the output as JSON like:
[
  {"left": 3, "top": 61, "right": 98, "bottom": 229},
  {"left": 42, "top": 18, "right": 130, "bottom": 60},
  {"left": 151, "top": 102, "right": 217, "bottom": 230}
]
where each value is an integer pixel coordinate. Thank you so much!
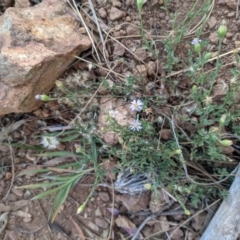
[
  {"left": 219, "top": 139, "right": 233, "bottom": 146},
  {"left": 219, "top": 114, "right": 227, "bottom": 127},
  {"left": 191, "top": 85, "right": 198, "bottom": 93},
  {"left": 35, "top": 94, "right": 51, "bottom": 101},
  {"left": 191, "top": 38, "right": 202, "bottom": 54},
  {"left": 77, "top": 203, "right": 86, "bottom": 214},
  {"left": 217, "top": 20, "right": 227, "bottom": 39},
  {"left": 144, "top": 183, "right": 152, "bottom": 190},
  {"left": 175, "top": 149, "right": 182, "bottom": 155},
  {"left": 204, "top": 52, "right": 212, "bottom": 60},
  {"left": 184, "top": 209, "right": 191, "bottom": 215},
  {"left": 55, "top": 80, "right": 64, "bottom": 89},
  {"left": 137, "top": 0, "right": 143, "bottom": 12}
]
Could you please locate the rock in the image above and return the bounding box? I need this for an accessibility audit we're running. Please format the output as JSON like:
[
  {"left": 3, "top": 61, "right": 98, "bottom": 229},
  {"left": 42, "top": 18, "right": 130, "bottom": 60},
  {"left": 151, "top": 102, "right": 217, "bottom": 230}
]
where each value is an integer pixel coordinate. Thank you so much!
[
  {"left": 235, "top": 41, "right": 240, "bottom": 48},
  {"left": 147, "top": 61, "right": 156, "bottom": 75},
  {"left": 134, "top": 64, "right": 147, "bottom": 77},
  {"left": 23, "top": 217, "right": 32, "bottom": 223},
  {"left": 213, "top": 79, "right": 228, "bottom": 101},
  {"left": 109, "top": 7, "right": 123, "bottom": 21},
  {"left": 225, "top": 0, "right": 236, "bottom": 9},
  {"left": 99, "top": 191, "right": 110, "bottom": 202},
  {"left": 220, "top": 146, "right": 234, "bottom": 155},
  {"left": 113, "top": 43, "right": 125, "bottom": 56},
  {"left": 95, "top": 217, "right": 109, "bottom": 229},
  {"left": 14, "top": 0, "right": 30, "bottom": 8},
  {"left": 98, "top": 8, "right": 107, "bottom": 19},
  {"left": 209, "top": 32, "right": 219, "bottom": 45},
  {"left": 98, "top": 97, "right": 135, "bottom": 145},
  {"left": 112, "top": 0, "right": 121, "bottom": 7},
  {"left": 208, "top": 16, "right": 217, "bottom": 29},
  {"left": 134, "top": 48, "right": 147, "bottom": 61},
  {"left": 126, "top": 25, "right": 140, "bottom": 35},
  {"left": 0, "top": 0, "right": 91, "bottom": 115},
  {"left": 169, "top": 228, "right": 184, "bottom": 239},
  {"left": 95, "top": 207, "right": 102, "bottom": 217},
  {"left": 115, "top": 192, "right": 150, "bottom": 213},
  {"left": 126, "top": 0, "right": 134, "bottom": 6},
  {"left": 159, "top": 129, "right": 173, "bottom": 140},
  {"left": 87, "top": 221, "right": 99, "bottom": 232}
]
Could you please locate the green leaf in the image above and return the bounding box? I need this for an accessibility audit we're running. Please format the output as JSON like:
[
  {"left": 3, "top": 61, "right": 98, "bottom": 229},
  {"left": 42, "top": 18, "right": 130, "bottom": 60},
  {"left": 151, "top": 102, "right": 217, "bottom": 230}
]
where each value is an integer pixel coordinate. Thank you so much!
[
  {"left": 18, "top": 181, "right": 66, "bottom": 189},
  {"left": 60, "top": 134, "right": 80, "bottom": 142},
  {"left": 38, "top": 151, "right": 78, "bottom": 157},
  {"left": 31, "top": 186, "right": 64, "bottom": 200}
]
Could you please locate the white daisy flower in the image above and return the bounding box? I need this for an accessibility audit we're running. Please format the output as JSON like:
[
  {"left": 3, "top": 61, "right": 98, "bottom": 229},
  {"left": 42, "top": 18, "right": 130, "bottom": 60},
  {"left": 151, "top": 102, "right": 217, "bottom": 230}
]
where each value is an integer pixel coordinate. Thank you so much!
[
  {"left": 41, "top": 136, "right": 59, "bottom": 149},
  {"left": 129, "top": 119, "right": 142, "bottom": 131},
  {"left": 108, "top": 110, "right": 119, "bottom": 119},
  {"left": 130, "top": 99, "right": 143, "bottom": 112},
  {"left": 191, "top": 38, "right": 202, "bottom": 45}
]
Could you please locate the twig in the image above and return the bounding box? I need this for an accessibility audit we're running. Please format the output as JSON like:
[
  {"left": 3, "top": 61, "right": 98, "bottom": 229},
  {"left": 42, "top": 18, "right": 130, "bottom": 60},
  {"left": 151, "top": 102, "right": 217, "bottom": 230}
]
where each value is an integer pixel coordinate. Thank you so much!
[
  {"left": 237, "top": 0, "right": 240, "bottom": 19},
  {"left": 2, "top": 141, "right": 15, "bottom": 202}
]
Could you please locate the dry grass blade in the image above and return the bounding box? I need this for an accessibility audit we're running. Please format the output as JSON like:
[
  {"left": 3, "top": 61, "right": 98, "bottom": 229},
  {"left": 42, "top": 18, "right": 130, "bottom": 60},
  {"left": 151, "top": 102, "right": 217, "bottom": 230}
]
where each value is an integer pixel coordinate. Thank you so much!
[
  {"left": 69, "top": 216, "right": 85, "bottom": 240},
  {"left": 66, "top": 0, "right": 101, "bottom": 62}
]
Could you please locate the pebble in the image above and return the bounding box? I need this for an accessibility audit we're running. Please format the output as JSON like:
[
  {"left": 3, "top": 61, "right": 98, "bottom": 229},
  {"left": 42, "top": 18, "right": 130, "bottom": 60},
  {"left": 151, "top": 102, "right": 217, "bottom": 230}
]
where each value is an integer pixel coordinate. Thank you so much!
[
  {"left": 95, "top": 207, "right": 102, "bottom": 217},
  {"left": 87, "top": 221, "right": 99, "bottom": 232},
  {"left": 95, "top": 217, "right": 109, "bottom": 229},
  {"left": 109, "top": 7, "right": 123, "bottom": 21},
  {"left": 209, "top": 32, "right": 218, "bottom": 45},
  {"left": 208, "top": 16, "right": 217, "bottom": 29},
  {"left": 23, "top": 217, "right": 32, "bottom": 223},
  {"left": 134, "top": 48, "right": 147, "bottom": 61},
  {"left": 112, "top": 0, "right": 121, "bottom": 8},
  {"left": 98, "top": 8, "right": 107, "bottom": 19},
  {"left": 99, "top": 191, "right": 110, "bottom": 202},
  {"left": 113, "top": 43, "right": 125, "bottom": 56}
]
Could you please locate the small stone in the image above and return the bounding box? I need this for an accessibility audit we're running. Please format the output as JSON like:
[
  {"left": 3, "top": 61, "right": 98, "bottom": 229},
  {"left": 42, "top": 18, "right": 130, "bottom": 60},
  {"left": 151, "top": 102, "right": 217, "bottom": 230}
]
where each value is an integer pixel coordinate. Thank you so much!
[
  {"left": 101, "top": 229, "right": 110, "bottom": 238},
  {"left": 126, "top": 16, "right": 131, "bottom": 22},
  {"left": 113, "top": 43, "right": 125, "bottom": 56},
  {"left": 5, "top": 172, "right": 12, "bottom": 180},
  {"left": 169, "top": 228, "right": 184, "bottom": 239},
  {"left": 225, "top": 0, "right": 236, "bottom": 9},
  {"left": 11, "top": 188, "right": 24, "bottom": 197},
  {"left": 109, "top": 7, "right": 123, "bottom": 21},
  {"left": 95, "top": 217, "right": 109, "bottom": 229},
  {"left": 99, "top": 191, "right": 110, "bottom": 202},
  {"left": 23, "top": 217, "right": 32, "bottom": 223},
  {"left": 213, "top": 79, "right": 228, "bottom": 101},
  {"left": 235, "top": 41, "right": 240, "bottom": 48},
  {"left": 226, "top": 32, "right": 233, "bottom": 38},
  {"left": 227, "top": 12, "right": 235, "bottom": 17},
  {"left": 135, "top": 65, "right": 147, "bottom": 77},
  {"left": 208, "top": 16, "right": 217, "bottom": 29},
  {"left": 98, "top": 8, "right": 107, "bottom": 19},
  {"left": 95, "top": 207, "right": 102, "bottom": 217},
  {"left": 159, "top": 129, "right": 173, "bottom": 140},
  {"left": 112, "top": 0, "right": 121, "bottom": 7},
  {"left": 126, "top": 25, "right": 139, "bottom": 35},
  {"left": 87, "top": 221, "right": 99, "bottom": 232},
  {"left": 147, "top": 61, "right": 156, "bottom": 75},
  {"left": 134, "top": 48, "right": 147, "bottom": 61},
  {"left": 209, "top": 32, "right": 219, "bottom": 45},
  {"left": 126, "top": 0, "right": 134, "bottom": 6}
]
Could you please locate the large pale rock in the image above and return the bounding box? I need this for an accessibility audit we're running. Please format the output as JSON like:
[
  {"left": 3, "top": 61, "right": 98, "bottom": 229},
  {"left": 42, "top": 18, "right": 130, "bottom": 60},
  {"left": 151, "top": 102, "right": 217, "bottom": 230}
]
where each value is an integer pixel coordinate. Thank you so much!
[{"left": 0, "top": 0, "right": 91, "bottom": 115}]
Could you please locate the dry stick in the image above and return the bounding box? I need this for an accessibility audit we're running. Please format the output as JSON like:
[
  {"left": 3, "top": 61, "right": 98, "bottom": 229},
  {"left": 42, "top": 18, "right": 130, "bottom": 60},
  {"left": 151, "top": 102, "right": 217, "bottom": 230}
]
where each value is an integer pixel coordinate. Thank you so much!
[
  {"left": 67, "top": 0, "right": 101, "bottom": 62},
  {"left": 237, "top": 0, "right": 240, "bottom": 19},
  {"left": 2, "top": 139, "right": 15, "bottom": 202}
]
